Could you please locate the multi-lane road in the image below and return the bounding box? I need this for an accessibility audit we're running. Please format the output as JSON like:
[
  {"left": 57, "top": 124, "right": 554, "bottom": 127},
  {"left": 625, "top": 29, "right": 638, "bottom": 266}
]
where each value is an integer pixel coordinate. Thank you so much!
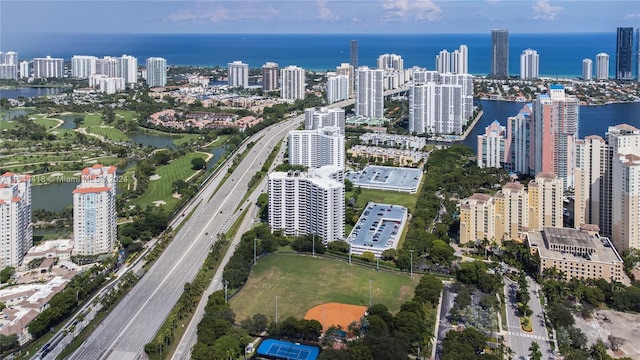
[
  {"left": 504, "top": 276, "right": 554, "bottom": 360},
  {"left": 66, "top": 116, "right": 302, "bottom": 360}
]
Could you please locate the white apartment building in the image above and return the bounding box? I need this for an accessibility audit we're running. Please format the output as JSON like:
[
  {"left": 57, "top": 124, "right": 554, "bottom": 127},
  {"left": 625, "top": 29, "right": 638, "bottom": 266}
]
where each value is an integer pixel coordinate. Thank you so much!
[
  {"left": 71, "top": 55, "right": 97, "bottom": 78},
  {"left": 0, "top": 64, "right": 17, "bottom": 80},
  {"left": 520, "top": 49, "right": 539, "bottom": 80},
  {"left": 73, "top": 164, "right": 117, "bottom": 256},
  {"left": 89, "top": 75, "right": 125, "bottom": 94},
  {"left": 228, "top": 60, "right": 249, "bottom": 88},
  {"left": 19, "top": 61, "right": 29, "bottom": 78},
  {"left": 358, "top": 133, "right": 426, "bottom": 150},
  {"left": 326, "top": 75, "right": 349, "bottom": 104},
  {"left": 377, "top": 54, "right": 403, "bottom": 70},
  {"left": 146, "top": 57, "right": 167, "bottom": 87},
  {"left": 435, "top": 45, "right": 468, "bottom": 74},
  {"left": 0, "top": 172, "right": 32, "bottom": 268},
  {"left": 33, "top": 56, "right": 64, "bottom": 78},
  {"left": 355, "top": 66, "right": 384, "bottom": 118},
  {"left": 0, "top": 51, "right": 18, "bottom": 65},
  {"left": 582, "top": 59, "right": 593, "bottom": 81},
  {"left": 505, "top": 103, "right": 533, "bottom": 174},
  {"left": 261, "top": 62, "right": 279, "bottom": 91},
  {"left": 336, "top": 63, "right": 354, "bottom": 98},
  {"left": 477, "top": 120, "right": 507, "bottom": 168},
  {"left": 304, "top": 107, "right": 345, "bottom": 134},
  {"left": 281, "top": 65, "right": 306, "bottom": 101},
  {"left": 435, "top": 50, "right": 451, "bottom": 74},
  {"left": 409, "top": 71, "right": 473, "bottom": 135},
  {"left": 268, "top": 166, "right": 345, "bottom": 242},
  {"left": 118, "top": 55, "right": 138, "bottom": 84},
  {"left": 452, "top": 45, "right": 468, "bottom": 74},
  {"left": 96, "top": 56, "right": 118, "bottom": 77},
  {"left": 596, "top": 53, "right": 609, "bottom": 80},
  {"left": 288, "top": 127, "right": 345, "bottom": 169}
]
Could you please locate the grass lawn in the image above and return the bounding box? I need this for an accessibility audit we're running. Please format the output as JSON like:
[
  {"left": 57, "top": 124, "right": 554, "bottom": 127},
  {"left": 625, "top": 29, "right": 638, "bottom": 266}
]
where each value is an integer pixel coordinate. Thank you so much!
[
  {"left": 128, "top": 152, "right": 207, "bottom": 210},
  {"left": 173, "top": 133, "right": 201, "bottom": 147},
  {"left": 30, "top": 114, "right": 61, "bottom": 130},
  {"left": 83, "top": 113, "right": 103, "bottom": 126},
  {"left": 229, "top": 253, "right": 418, "bottom": 322},
  {"left": 114, "top": 110, "right": 137, "bottom": 122},
  {"left": 347, "top": 188, "right": 419, "bottom": 213},
  {"left": 205, "top": 134, "right": 231, "bottom": 148},
  {"left": 87, "top": 126, "right": 130, "bottom": 142}
]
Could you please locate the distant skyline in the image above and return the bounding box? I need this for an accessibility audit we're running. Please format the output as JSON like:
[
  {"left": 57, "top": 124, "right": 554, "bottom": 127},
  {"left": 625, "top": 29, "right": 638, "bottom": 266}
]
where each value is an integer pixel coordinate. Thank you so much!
[{"left": 1, "top": 0, "right": 638, "bottom": 35}]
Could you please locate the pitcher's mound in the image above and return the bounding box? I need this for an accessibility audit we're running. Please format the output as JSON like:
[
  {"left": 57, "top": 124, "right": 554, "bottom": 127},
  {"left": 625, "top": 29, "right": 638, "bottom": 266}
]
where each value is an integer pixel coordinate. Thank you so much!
[{"left": 304, "top": 302, "right": 367, "bottom": 333}]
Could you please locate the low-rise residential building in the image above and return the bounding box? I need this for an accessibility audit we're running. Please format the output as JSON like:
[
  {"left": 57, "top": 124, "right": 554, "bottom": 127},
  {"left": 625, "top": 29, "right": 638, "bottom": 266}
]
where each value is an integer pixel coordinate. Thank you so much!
[
  {"left": 359, "top": 133, "right": 426, "bottom": 150},
  {"left": 347, "top": 145, "right": 427, "bottom": 167}
]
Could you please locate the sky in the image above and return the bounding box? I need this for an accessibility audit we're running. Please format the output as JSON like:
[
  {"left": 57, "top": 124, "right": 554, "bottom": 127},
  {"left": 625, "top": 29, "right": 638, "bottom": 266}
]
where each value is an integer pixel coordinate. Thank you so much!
[{"left": 0, "top": 0, "right": 638, "bottom": 34}]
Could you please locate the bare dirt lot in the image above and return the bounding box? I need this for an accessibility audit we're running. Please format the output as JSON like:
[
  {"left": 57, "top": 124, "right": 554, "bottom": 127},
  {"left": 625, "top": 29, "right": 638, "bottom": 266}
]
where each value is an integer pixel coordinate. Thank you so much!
[{"left": 573, "top": 309, "right": 640, "bottom": 359}]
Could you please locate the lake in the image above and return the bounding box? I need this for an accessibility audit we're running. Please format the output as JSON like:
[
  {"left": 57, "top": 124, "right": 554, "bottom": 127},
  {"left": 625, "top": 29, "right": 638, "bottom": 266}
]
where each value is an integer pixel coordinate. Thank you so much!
[
  {"left": 1, "top": 108, "right": 30, "bottom": 120},
  {"left": 0, "top": 87, "right": 64, "bottom": 99},
  {"left": 129, "top": 132, "right": 177, "bottom": 149},
  {"left": 31, "top": 182, "right": 77, "bottom": 212}
]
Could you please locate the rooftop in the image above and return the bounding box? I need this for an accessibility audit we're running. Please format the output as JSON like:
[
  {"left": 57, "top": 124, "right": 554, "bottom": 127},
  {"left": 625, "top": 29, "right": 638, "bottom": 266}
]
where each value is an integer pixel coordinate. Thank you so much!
[
  {"left": 348, "top": 202, "right": 407, "bottom": 253},
  {"left": 344, "top": 165, "right": 422, "bottom": 193}
]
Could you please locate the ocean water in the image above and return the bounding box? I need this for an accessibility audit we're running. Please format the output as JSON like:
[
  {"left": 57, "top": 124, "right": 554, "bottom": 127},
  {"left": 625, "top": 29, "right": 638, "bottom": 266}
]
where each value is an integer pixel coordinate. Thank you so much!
[{"left": 5, "top": 33, "right": 618, "bottom": 77}]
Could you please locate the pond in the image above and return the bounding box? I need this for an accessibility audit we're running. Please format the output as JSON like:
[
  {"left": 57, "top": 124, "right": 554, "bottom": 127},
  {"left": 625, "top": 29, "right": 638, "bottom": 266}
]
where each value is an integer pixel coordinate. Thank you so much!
[
  {"left": 207, "top": 145, "right": 227, "bottom": 170},
  {"left": 31, "top": 182, "right": 77, "bottom": 212},
  {"left": 128, "top": 133, "right": 177, "bottom": 149},
  {"left": 58, "top": 114, "right": 80, "bottom": 129},
  {"left": 1, "top": 108, "right": 30, "bottom": 120}
]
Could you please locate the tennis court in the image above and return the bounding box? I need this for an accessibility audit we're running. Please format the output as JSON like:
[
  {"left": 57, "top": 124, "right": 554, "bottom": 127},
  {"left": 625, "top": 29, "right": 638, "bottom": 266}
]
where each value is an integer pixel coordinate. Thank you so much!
[{"left": 256, "top": 338, "right": 320, "bottom": 360}]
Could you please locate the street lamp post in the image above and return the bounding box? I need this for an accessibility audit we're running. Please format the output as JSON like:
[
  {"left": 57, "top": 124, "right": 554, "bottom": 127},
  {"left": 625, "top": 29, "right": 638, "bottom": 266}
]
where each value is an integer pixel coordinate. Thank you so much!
[
  {"left": 409, "top": 250, "right": 414, "bottom": 278},
  {"left": 349, "top": 243, "right": 352, "bottom": 264},
  {"left": 312, "top": 233, "right": 315, "bottom": 257},
  {"left": 369, "top": 279, "right": 372, "bottom": 308},
  {"left": 254, "top": 238, "right": 257, "bottom": 265},
  {"left": 275, "top": 296, "right": 279, "bottom": 324}
]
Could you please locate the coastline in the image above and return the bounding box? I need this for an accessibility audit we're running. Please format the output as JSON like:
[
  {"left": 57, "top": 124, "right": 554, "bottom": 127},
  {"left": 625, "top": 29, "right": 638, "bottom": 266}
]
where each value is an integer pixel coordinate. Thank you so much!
[{"left": 459, "top": 110, "right": 483, "bottom": 141}]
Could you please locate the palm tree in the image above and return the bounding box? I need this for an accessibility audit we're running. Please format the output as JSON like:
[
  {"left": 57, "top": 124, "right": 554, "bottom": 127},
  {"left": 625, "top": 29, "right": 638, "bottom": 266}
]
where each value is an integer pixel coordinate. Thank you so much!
[{"left": 528, "top": 341, "right": 542, "bottom": 360}]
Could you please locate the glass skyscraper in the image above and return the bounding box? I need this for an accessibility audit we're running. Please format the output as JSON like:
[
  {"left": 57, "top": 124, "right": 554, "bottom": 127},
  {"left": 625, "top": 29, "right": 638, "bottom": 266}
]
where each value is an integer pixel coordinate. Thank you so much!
[
  {"left": 616, "top": 27, "right": 633, "bottom": 80},
  {"left": 491, "top": 29, "right": 509, "bottom": 78}
]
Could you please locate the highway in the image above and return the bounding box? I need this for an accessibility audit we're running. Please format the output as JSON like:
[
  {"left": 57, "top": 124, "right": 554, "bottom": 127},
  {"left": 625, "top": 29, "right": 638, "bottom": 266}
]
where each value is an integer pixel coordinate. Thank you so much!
[
  {"left": 66, "top": 116, "right": 302, "bottom": 360},
  {"left": 170, "top": 139, "right": 288, "bottom": 359}
]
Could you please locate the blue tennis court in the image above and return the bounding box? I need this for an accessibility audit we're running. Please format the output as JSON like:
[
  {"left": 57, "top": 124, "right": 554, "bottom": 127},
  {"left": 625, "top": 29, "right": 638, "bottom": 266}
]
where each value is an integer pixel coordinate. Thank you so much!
[{"left": 256, "top": 339, "right": 320, "bottom": 360}]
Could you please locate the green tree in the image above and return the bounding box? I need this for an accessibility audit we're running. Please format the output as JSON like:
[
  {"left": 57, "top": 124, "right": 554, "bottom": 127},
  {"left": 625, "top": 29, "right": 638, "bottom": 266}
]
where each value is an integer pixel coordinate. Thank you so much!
[
  {"left": 191, "top": 157, "right": 207, "bottom": 170},
  {"left": 528, "top": 341, "right": 542, "bottom": 360}
]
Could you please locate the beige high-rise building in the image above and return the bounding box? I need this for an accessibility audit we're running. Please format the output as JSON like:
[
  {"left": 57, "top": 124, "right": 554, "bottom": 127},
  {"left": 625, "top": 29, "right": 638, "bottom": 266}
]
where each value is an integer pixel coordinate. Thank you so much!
[
  {"left": 494, "top": 182, "right": 529, "bottom": 242},
  {"left": 528, "top": 172, "right": 564, "bottom": 231},
  {"left": 574, "top": 124, "right": 640, "bottom": 251},
  {"left": 574, "top": 135, "right": 609, "bottom": 233},
  {"left": 459, "top": 193, "right": 495, "bottom": 245},
  {"left": 460, "top": 173, "right": 564, "bottom": 245}
]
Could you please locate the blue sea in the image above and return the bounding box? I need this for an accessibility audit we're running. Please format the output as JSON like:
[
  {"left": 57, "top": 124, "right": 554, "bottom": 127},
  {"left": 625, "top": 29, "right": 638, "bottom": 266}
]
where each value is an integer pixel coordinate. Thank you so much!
[{"left": 4, "top": 33, "right": 619, "bottom": 78}]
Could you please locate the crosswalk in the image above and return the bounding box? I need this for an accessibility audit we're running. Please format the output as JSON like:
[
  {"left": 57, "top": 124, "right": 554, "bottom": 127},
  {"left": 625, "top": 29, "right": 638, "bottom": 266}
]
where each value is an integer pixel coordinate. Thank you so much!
[{"left": 508, "top": 331, "right": 547, "bottom": 341}]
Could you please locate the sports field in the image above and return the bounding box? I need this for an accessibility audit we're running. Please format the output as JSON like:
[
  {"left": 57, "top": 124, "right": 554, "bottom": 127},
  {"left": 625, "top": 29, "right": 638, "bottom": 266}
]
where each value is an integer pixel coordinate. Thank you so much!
[{"left": 229, "top": 253, "right": 417, "bottom": 322}]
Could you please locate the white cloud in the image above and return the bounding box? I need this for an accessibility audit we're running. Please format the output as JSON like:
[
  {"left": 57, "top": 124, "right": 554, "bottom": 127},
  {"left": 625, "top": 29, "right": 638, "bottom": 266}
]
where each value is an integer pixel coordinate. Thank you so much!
[
  {"left": 486, "top": 0, "right": 500, "bottom": 5},
  {"left": 624, "top": 13, "right": 640, "bottom": 19},
  {"left": 383, "top": 0, "right": 442, "bottom": 22},
  {"left": 316, "top": 0, "right": 339, "bottom": 21},
  {"left": 168, "top": 3, "right": 280, "bottom": 23},
  {"left": 532, "top": 0, "right": 564, "bottom": 20}
]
